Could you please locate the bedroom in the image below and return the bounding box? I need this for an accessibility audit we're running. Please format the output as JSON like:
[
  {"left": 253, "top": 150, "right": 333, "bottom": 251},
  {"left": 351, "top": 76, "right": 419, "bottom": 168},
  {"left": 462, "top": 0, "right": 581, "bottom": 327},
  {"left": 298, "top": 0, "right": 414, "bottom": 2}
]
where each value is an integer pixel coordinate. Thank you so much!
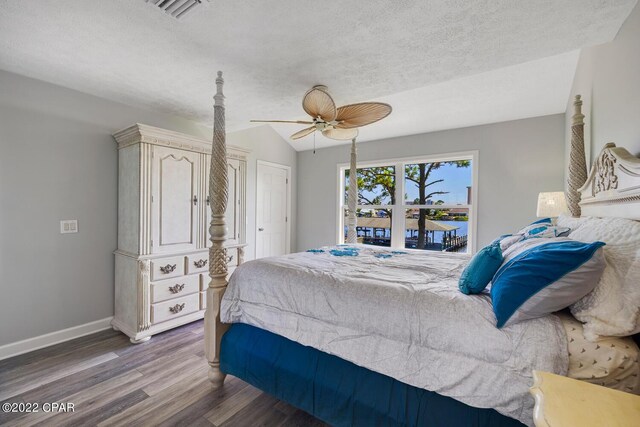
[{"left": 1, "top": 0, "right": 639, "bottom": 426}]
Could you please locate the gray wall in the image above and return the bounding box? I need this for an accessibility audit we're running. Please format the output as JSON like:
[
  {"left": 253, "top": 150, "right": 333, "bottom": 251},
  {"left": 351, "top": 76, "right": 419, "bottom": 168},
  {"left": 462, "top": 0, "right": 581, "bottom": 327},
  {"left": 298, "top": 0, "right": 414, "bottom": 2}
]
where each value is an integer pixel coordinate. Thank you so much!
[
  {"left": 0, "top": 70, "right": 295, "bottom": 346},
  {"left": 227, "top": 125, "right": 298, "bottom": 260},
  {"left": 566, "top": 2, "right": 640, "bottom": 167},
  {"left": 296, "top": 114, "right": 566, "bottom": 252}
]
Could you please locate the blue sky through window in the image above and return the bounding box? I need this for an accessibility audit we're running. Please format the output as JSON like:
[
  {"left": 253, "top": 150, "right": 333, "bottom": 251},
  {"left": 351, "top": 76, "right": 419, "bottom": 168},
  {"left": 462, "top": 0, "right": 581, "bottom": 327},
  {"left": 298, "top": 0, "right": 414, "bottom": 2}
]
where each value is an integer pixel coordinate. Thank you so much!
[
  {"left": 345, "top": 161, "right": 472, "bottom": 206},
  {"left": 405, "top": 162, "right": 472, "bottom": 205}
]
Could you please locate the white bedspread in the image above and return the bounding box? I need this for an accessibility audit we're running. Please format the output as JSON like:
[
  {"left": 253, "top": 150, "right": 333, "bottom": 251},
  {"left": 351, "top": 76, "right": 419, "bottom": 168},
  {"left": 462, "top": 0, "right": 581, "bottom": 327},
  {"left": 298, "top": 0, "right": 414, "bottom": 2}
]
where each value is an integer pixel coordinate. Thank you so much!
[{"left": 221, "top": 245, "right": 568, "bottom": 425}]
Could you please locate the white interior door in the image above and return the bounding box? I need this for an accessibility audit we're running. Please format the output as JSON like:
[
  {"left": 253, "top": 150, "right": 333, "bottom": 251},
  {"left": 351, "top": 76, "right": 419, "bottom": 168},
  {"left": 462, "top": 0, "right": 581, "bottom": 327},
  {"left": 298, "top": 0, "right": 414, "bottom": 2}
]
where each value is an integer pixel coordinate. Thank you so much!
[
  {"left": 151, "top": 146, "right": 200, "bottom": 253},
  {"left": 256, "top": 162, "right": 289, "bottom": 259}
]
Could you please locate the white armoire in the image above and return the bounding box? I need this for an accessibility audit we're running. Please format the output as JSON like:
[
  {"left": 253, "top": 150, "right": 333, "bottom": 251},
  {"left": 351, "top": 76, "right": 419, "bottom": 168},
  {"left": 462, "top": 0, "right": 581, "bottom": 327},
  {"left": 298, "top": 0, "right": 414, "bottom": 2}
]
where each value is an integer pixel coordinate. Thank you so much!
[{"left": 112, "top": 124, "right": 248, "bottom": 343}]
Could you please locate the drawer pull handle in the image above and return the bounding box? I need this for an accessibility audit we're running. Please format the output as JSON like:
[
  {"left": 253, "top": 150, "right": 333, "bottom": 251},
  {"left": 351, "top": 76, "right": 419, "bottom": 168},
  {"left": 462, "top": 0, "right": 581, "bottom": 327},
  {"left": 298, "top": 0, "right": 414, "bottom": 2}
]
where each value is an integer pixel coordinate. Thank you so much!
[
  {"left": 194, "top": 259, "right": 207, "bottom": 268},
  {"left": 159, "top": 264, "right": 177, "bottom": 274},
  {"left": 169, "top": 303, "right": 186, "bottom": 314},
  {"left": 168, "top": 283, "right": 185, "bottom": 294},
  {"left": 226, "top": 255, "right": 234, "bottom": 263}
]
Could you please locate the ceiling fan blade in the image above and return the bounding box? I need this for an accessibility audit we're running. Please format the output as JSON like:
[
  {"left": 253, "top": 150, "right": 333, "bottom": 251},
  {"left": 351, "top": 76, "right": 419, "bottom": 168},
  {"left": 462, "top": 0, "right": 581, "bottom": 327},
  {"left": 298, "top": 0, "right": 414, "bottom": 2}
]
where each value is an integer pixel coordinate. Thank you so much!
[
  {"left": 291, "top": 126, "right": 316, "bottom": 140},
  {"left": 250, "top": 119, "right": 314, "bottom": 125},
  {"left": 335, "top": 102, "right": 392, "bottom": 129},
  {"left": 302, "top": 87, "right": 337, "bottom": 122},
  {"left": 322, "top": 127, "right": 358, "bottom": 141}
]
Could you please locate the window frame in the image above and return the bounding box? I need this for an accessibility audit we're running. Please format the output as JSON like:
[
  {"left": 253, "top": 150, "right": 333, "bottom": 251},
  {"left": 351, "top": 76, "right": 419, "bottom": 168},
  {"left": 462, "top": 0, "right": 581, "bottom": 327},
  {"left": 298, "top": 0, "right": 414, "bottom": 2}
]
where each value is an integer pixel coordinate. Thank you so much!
[{"left": 336, "top": 150, "right": 479, "bottom": 254}]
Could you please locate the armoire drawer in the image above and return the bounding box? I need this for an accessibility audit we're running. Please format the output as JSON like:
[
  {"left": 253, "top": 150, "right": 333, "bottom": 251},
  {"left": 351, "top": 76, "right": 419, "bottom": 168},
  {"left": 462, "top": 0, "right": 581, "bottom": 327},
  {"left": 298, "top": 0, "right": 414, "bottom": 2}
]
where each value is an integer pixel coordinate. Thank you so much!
[
  {"left": 199, "top": 268, "right": 236, "bottom": 292},
  {"left": 150, "top": 256, "right": 185, "bottom": 281},
  {"left": 151, "top": 293, "right": 199, "bottom": 325},
  {"left": 226, "top": 250, "right": 239, "bottom": 267},
  {"left": 200, "top": 267, "right": 235, "bottom": 310},
  {"left": 150, "top": 274, "right": 199, "bottom": 303},
  {"left": 186, "top": 253, "right": 209, "bottom": 274},
  {"left": 200, "top": 291, "right": 206, "bottom": 310}
]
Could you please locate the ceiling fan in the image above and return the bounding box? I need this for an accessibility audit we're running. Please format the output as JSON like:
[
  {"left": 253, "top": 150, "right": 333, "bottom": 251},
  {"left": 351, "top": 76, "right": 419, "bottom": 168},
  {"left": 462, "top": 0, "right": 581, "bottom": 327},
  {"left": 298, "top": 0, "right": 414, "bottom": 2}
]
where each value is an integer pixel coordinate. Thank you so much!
[{"left": 251, "top": 86, "right": 392, "bottom": 141}]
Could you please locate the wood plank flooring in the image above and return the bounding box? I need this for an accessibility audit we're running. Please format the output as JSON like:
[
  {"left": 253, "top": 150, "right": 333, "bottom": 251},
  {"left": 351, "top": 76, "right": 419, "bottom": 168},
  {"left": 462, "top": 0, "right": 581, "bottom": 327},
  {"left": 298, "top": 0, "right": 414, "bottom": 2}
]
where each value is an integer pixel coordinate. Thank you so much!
[{"left": 0, "top": 321, "right": 328, "bottom": 426}]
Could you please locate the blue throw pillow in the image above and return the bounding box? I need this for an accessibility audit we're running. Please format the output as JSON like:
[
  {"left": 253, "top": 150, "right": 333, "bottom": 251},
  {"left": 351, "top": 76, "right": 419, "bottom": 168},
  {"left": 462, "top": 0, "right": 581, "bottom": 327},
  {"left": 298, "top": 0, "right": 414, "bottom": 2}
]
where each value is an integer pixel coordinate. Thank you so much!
[
  {"left": 458, "top": 242, "right": 503, "bottom": 295},
  {"left": 491, "top": 238, "right": 606, "bottom": 328}
]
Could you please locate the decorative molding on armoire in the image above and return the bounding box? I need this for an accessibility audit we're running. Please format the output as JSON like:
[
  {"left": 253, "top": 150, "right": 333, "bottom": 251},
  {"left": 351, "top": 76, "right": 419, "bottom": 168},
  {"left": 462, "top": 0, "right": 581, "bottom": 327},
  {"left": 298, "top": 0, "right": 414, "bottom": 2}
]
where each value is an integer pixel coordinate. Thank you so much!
[{"left": 113, "top": 123, "right": 250, "bottom": 158}]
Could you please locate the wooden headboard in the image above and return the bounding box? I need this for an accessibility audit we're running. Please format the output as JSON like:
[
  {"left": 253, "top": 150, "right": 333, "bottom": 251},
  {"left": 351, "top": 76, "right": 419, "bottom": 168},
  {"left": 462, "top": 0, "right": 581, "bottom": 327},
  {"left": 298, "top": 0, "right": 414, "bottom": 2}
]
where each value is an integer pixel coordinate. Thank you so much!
[{"left": 578, "top": 143, "right": 640, "bottom": 221}]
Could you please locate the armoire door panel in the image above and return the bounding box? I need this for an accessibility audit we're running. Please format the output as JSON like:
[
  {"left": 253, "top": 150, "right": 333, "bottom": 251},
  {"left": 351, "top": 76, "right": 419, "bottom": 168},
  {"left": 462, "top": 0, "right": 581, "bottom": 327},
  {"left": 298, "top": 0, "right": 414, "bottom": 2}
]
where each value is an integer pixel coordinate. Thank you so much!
[
  {"left": 205, "top": 156, "right": 243, "bottom": 247},
  {"left": 225, "top": 159, "right": 240, "bottom": 245},
  {"left": 151, "top": 147, "right": 200, "bottom": 253},
  {"left": 160, "top": 155, "right": 193, "bottom": 245}
]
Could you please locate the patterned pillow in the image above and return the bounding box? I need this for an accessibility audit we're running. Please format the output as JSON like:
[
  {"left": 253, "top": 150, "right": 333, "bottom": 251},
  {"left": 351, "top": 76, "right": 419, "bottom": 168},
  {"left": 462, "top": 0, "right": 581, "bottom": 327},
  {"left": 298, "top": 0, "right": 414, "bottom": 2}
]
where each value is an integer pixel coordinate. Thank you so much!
[
  {"left": 494, "top": 234, "right": 525, "bottom": 252},
  {"left": 530, "top": 217, "right": 553, "bottom": 225},
  {"left": 491, "top": 238, "right": 606, "bottom": 328},
  {"left": 559, "top": 312, "right": 640, "bottom": 394},
  {"left": 517, "top": 223, "right": 571, "bottom": 239}
]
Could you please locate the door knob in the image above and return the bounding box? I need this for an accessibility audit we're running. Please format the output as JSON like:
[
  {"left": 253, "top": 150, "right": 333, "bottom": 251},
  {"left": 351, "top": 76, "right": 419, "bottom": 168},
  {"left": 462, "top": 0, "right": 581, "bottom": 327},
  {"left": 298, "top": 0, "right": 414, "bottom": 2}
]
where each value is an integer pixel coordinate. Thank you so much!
[{"left": 258, "top": 228, "right": 264, "bottom": 231}]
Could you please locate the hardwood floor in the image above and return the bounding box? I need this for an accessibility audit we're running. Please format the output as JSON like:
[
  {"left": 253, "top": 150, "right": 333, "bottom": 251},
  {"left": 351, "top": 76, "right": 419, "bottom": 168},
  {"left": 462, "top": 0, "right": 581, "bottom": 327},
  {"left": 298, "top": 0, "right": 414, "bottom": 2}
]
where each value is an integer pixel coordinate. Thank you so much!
[{"left": 0, "top": 321, "right": 328, "bottom": 426}]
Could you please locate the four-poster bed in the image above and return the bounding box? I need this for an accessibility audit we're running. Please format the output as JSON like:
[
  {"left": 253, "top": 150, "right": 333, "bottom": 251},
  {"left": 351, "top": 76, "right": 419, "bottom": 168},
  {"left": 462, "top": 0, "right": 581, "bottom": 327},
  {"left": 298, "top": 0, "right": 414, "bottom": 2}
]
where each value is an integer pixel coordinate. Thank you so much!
[
  {"left": 346, "top": 137, "right": 358, "bottom": 244},
  {"left": 204, "top": 75, "right": 640, "bottom": 426},
  {"left": 203, "top": 73, "right": 366, "bottom": 386},
  {"left": 204, "top": 71, "right": 230, "bottom": 387}
]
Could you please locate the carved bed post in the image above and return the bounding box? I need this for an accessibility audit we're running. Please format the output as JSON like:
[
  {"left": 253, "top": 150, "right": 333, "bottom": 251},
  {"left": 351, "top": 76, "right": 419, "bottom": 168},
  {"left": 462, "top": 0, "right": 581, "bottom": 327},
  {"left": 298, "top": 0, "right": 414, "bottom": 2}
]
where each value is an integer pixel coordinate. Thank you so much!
[
  {"left": 567, "top": 94, "right": 588, "bottom": 217},
  {"left": 205, "top": 71, "right": 230, "bottom": 388},
  {"left": 346, "top": 137, "right": 358, "bottom": 243}
]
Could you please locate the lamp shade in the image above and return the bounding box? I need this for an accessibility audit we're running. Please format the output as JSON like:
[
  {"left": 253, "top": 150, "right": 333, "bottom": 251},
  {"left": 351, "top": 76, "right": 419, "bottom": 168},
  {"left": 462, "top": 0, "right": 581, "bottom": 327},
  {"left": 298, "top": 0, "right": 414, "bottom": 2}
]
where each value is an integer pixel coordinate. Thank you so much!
[{"left": 536, "top": 192, "right": 569, "bottom": 217}]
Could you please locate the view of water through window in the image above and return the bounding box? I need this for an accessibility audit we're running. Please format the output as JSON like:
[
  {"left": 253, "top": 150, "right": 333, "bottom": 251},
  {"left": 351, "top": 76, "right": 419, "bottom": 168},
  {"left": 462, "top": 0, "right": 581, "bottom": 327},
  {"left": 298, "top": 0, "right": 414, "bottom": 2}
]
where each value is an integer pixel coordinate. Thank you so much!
[{"left": 342, "top": 157, "right": 474, "bottom": 253}]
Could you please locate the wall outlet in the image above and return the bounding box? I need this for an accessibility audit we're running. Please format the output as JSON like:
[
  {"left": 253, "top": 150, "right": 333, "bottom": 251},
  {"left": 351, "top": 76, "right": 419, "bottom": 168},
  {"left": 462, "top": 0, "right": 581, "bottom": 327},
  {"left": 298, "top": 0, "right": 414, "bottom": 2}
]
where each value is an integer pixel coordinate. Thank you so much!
[{"left": 60, "top": 220, "right": 78, "bottom": 234}]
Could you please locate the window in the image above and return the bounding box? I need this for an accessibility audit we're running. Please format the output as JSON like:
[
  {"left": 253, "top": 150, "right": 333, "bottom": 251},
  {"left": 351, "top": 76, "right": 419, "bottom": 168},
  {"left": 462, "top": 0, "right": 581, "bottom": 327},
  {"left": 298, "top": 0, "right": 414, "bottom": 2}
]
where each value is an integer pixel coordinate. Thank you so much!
[{"left": 338, "top": 152, "right": 477, "bottom": 254}]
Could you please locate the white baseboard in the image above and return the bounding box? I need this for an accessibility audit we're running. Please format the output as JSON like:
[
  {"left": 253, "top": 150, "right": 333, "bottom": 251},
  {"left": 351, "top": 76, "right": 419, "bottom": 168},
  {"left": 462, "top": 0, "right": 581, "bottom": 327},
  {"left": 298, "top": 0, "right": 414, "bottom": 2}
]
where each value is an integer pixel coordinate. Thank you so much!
[{"left": 0, "top": 317, "right": 114, "bottom": 361}]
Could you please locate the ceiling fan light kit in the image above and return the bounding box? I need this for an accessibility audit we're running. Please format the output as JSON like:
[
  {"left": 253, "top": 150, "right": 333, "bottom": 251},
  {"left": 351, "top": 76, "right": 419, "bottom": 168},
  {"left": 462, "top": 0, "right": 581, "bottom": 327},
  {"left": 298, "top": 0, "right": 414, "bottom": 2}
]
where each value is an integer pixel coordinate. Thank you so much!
[{"left": 251, "top": 85, "right": 392, "bottom": 142}]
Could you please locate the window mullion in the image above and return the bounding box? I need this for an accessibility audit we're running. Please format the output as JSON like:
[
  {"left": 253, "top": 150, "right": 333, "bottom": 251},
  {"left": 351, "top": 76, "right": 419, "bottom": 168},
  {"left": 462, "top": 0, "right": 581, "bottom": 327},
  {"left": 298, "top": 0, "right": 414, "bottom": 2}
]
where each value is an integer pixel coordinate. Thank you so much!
[{"left": 390, "top": 162, "right": 404, "bottom": 249}]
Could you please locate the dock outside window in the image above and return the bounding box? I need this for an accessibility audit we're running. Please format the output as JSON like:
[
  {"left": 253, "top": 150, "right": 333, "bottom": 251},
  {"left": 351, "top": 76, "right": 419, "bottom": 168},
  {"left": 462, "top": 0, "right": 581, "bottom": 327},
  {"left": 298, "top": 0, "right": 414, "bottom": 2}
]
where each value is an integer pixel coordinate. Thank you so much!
[{"left": 339, "top": 152, "right": 477, "bottom": 254}]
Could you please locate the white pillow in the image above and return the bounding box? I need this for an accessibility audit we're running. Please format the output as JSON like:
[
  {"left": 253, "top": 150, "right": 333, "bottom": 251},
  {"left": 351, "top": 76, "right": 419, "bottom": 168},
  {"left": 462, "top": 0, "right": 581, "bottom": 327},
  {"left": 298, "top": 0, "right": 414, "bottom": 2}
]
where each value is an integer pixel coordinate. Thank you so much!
[
  {"left": 567, "top": 216, "right": 640, "bottom": 340},
  {"left": 556, "top": 214, "right": 590, "bottom": 232}
]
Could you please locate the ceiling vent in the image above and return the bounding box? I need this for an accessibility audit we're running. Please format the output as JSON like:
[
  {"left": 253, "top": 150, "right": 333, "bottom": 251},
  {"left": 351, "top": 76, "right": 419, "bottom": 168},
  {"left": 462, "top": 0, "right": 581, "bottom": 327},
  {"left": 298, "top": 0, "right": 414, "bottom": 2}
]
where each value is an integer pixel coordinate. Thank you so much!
[{"left": 145, "top": 0, "right": 209, "bottom": 20}]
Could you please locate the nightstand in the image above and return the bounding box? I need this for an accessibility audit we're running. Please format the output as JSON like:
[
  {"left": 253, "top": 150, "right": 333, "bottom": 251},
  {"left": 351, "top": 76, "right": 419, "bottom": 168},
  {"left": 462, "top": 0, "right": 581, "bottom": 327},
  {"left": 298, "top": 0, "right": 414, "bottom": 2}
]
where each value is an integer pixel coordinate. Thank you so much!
[{"left": 530, "top": 370, "right": 640, "bottom": 427}]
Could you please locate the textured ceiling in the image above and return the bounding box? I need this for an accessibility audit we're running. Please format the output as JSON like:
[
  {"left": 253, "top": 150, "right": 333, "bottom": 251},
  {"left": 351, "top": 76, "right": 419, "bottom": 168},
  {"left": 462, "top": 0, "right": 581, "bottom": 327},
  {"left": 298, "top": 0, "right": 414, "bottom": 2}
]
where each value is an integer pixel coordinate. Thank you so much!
[
  {"left": 0, "top": 0, "right": 637, "bottom": 151},
  {"left": 280, "top": 51, "right": 582, "bottom": 151}
]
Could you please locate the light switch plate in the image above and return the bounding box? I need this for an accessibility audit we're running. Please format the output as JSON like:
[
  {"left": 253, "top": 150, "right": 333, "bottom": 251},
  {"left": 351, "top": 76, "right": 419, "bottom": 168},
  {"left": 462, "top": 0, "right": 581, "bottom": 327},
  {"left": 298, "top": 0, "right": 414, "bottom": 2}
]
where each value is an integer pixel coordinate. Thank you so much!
[{"left": 60, "top": 220, "right": 78, "bottom": 234}]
